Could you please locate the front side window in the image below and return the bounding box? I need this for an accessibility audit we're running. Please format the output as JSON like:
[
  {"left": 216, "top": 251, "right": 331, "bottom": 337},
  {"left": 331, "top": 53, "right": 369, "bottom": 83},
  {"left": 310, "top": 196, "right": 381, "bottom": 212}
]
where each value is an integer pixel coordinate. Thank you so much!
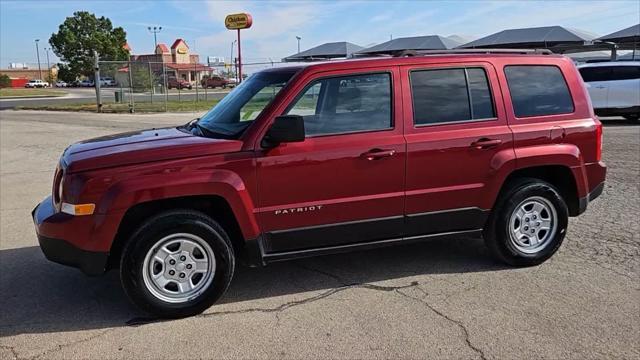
[
  {"left": 505, "top": 65, "right": 574, "bottom": 117},
  {"left": 286, "top": 73, "right": 392, "bottom": 137},
  {"left": 410, "top": 67, "right": 495, "bottom": 125},
  {"left": 195, "top": 69, "right": 297, "bottom": 138}
]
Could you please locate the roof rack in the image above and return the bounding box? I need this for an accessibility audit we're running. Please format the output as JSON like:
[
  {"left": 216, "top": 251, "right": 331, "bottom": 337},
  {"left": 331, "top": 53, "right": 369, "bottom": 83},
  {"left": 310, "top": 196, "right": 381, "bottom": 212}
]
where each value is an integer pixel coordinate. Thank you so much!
[{"left": 392, "top": 48, "right": 554, "bottom": 57}]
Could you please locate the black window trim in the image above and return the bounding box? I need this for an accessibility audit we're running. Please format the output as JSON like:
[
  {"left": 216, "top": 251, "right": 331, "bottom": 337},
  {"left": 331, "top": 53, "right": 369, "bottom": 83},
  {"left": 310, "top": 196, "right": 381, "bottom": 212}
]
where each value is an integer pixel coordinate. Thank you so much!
[
  {"left": 283, "top": 70, "right": 395, "bottom": 138},
  {"left": 504, "top": 64, "right": 576, "bottom": 119},
  {"left": 408, "top": 65, "right": 498, "bottom": 128}
]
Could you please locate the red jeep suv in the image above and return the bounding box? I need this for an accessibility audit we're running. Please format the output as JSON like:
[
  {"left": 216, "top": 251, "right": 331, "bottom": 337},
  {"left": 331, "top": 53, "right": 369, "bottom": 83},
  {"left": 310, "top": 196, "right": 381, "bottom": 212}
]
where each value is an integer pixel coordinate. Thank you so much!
[{"left": 33, "top": 50, "right": 606, "bottom": 318}]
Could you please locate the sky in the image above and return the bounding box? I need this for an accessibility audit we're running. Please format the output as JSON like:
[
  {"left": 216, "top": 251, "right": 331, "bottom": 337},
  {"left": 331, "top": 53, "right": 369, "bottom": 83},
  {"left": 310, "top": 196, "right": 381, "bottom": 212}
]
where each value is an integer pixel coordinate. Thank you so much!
[{"left": 1, "top": 0, "right": 638, "bottom": 66}]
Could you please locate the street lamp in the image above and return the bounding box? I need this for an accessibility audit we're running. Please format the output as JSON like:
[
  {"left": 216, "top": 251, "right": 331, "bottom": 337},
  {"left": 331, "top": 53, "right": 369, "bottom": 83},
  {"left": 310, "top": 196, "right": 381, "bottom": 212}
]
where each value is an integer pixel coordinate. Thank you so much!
[
  {"left": 230, "top": 39, "right": 237, "bottom": 78},
  {"left": 296, "top": 36, "right": 302, "bottom": 54},
  {"left": 43, "top": 47, "right": 51, "bottom": 84},
  {"left": 147, "top": 26, "right": 162, "bottom": 49},
  {"left": 34, "top": 39, "right": 42, "bottom": 80}
]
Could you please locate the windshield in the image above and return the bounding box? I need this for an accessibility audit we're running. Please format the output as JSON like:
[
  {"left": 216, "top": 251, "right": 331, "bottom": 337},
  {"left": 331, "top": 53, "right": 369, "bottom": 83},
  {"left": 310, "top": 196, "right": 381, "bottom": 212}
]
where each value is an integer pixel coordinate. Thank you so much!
[{"left": 193, "top": 70, "right": 297, "bottom": 138}]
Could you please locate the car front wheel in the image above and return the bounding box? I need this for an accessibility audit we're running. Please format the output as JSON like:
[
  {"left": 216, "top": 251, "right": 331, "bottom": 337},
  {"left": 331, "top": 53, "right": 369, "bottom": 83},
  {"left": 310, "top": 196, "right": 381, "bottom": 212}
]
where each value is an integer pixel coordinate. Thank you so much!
[
  {"left": 120, "top": 210, "right": 235, "bottom": 318},
  {"left": 484, "top": 178, "right": 568, "bottom": 266}
]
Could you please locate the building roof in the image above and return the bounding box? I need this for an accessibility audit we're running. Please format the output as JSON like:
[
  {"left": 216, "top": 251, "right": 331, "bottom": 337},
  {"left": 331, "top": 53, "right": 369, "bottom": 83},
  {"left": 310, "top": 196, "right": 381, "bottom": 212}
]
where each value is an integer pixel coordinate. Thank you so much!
[
  {"left": 171, "top": 38, "right": 188, "bottom": 49},
  {"left": 166, "top": 63, "right": 211, "bottom": 71},
  {"left": 156, "top": 43, "right": 170, "bottom": 53},
  {"left": 357, "top": 35, "right": 462, "bottom": 55},
  {"left": 459, "top": 26, "right": 598, "bottom": 52},
  {"left": 123, "top": 43, "right": 132, "bottom": 52},
  {"left": 283, "top": 42, "right": 364, "bottom": 62},
  {"left": 597, "top": 24, "right": 640, "bottom": 43}
]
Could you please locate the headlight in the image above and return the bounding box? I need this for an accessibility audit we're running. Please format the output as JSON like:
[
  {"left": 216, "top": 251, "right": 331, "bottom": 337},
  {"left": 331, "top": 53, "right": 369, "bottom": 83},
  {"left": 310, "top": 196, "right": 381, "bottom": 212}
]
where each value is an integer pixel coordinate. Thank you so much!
[
  {"left": 57, "top": 176, "right": 64, "bottom": 204},
  {"left": 52, "top": 165, "right": 63, "bottom": 206}
]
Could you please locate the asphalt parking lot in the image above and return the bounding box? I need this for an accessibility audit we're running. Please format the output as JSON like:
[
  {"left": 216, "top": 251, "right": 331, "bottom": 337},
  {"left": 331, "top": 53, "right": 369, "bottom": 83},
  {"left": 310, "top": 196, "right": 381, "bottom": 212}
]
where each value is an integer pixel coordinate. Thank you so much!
[{"left": 0, "top": 110, "right": 638, "bottom": 359}]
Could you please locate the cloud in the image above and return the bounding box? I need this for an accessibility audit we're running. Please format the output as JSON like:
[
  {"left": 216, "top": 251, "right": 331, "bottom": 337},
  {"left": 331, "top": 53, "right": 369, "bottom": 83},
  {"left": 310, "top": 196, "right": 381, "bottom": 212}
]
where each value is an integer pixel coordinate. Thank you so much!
[{"left": 370, "top": 14, "right": 392, "bottom": 23}]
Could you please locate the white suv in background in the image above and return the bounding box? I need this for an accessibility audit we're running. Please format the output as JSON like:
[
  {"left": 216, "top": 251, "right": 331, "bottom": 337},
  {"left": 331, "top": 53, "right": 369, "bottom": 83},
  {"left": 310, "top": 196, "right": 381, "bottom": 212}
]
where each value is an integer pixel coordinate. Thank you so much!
[{"left": 578, "top": 62, "right": 640, "bottom": 122}]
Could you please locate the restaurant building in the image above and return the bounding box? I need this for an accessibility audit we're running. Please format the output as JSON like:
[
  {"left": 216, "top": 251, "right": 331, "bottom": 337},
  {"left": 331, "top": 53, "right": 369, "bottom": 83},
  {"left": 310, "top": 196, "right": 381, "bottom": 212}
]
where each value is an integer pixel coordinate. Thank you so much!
[{"left": 128, "top": 39, "right": 213, "bottom": 83}]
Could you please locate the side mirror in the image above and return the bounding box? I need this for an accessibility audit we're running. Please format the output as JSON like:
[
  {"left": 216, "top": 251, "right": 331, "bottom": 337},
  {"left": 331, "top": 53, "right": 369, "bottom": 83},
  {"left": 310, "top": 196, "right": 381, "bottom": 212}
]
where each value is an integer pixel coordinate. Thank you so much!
[{"left": 262, "top": 115, "right": 305, "bottom": 148}]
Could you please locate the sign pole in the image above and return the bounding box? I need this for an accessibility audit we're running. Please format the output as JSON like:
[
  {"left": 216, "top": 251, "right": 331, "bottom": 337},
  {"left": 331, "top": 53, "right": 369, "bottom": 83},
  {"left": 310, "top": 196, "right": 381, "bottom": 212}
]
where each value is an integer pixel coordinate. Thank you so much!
[
  {"left": 225, "top": 12, "right": 252, "bottom": 84},
  {"left": 237, "top": 29, "right": 242, "bottom": 84}
]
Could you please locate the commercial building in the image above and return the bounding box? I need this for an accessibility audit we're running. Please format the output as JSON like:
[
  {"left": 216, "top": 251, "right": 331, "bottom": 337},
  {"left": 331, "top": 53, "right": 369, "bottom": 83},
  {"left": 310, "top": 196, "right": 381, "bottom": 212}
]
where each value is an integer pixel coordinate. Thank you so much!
[
  {"left": 0, "top": 64, "right": 58, "bottom": 87},
  {"left": 127, "top": 39, "right": 213, "bottom": 83}
]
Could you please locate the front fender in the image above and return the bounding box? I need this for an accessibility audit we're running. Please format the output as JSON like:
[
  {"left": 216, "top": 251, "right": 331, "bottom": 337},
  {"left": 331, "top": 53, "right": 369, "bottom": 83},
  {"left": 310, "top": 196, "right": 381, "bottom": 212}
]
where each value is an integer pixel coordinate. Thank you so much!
[{"left": 96, "top": 169, "right": 260, "bottom": 240}]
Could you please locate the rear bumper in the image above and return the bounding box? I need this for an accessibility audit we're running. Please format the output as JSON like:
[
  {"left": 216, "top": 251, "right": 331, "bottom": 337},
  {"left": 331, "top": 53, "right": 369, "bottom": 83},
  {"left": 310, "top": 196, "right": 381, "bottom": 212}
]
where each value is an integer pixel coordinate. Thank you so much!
[
  {"left": 576, "top": 161, "right": 606, "bottom": 216},
  {"left": 578, "top": 181, "right": 604, "bottom": 214},
  {"left": 32, "top": 196, "right": 108, "bottom": 276}
]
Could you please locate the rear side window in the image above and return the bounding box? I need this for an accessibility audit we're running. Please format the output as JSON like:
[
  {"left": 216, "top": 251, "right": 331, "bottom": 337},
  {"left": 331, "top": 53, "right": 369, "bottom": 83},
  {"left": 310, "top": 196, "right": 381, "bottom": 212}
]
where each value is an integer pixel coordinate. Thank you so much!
[
  {"left": 505, "top": 65, "right": 574, "bottom": 117},
  {"left": 410, "top": 67, "right": 495, "bottom": 125},
  {"left": 579, "top": 67, "right": 613, "bottom": 82},
  {"left": 611, "top": 66, "right": 640, "bottom": 81},
  {"left": 286, "top": 73, "right": 392, "bottom": 137}
]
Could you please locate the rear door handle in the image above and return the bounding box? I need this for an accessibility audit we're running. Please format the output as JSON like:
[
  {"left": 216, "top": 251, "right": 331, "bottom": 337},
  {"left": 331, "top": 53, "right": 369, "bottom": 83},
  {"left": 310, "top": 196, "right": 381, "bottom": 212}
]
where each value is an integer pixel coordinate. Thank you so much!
[
  {"left": 361, "top": 149, "right": 396, "bottom": 160},
  {"left": 471, "top": 138, "right": 502, "bottom": 149}
]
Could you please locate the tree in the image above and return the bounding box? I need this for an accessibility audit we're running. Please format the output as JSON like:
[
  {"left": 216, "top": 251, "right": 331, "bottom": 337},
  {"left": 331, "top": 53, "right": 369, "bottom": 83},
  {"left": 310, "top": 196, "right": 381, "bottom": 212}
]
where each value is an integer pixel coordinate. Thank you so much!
[
  {"left": 56, "top": 63, "right": 77, "bottom": 83},
  {"left": 0, "top": 74, "right": 11, "bottom": 88},
  {"left": 49, "top": 11, "right": 129, "bottom": 78}
]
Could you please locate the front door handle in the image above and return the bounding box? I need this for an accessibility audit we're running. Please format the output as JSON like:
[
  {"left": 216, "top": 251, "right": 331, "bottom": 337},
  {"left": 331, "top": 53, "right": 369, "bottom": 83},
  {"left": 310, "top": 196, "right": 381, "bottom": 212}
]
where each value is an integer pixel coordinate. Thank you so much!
[
  {"left": 361, "top": 149, "right": 396, "bottom": 160},
  {"left": 471, "top": 138, "right": 502, "bottom": 149}
]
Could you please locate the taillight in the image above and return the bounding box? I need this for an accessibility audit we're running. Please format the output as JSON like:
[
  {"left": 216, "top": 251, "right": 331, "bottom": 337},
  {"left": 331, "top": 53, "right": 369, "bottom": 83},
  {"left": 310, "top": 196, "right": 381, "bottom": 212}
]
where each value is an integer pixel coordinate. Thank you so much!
[{"left": 595, "top": 120, "right": 603, "bottom": 162}]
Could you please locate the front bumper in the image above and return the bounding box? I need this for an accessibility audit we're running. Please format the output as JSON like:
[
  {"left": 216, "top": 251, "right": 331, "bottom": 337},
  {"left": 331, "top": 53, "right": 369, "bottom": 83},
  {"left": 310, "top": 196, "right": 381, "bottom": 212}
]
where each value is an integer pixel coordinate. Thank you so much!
[{"left": 32, "top": 196, "right": 108, "bottom": 276}]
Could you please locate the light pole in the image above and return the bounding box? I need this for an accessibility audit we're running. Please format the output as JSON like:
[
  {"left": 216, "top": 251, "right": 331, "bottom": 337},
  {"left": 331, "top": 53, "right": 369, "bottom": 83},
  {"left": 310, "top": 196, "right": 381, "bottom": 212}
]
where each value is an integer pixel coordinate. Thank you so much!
[
  {"left": 296, "top": 36, "right": 302, "bottom": 53},
  {"left": 34, "top": 39, "right": 42, "bottom": 80},
  {"left": 147, "top": 26, "right": 162, "bottom": 50},
  {"left": 230, "top": 39, "right": 237, "bottom": 78},
  {"left": 44, "top": 47, "right": 51, "bottom": 84}
]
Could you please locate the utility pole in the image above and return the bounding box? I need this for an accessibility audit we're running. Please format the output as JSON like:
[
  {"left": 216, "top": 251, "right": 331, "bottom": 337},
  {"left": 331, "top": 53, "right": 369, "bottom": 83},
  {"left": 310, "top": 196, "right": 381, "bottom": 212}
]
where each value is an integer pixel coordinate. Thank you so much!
[
  {"left": 94, "top": 51, "right": 102, "bottom": 113},
  {"left": 147, "top": 26, "right": 162, "bottom": 50},
  {"left": 34, "top": 39, "right": 42, "bottom": 80},
  {"left": 44, "top": 47, "right": 51, "bottom": 83},
  {"left": 296, "top": 36, "right": 302, "bottom": 53},
  {"left": 230, "top": 39, "right": 237, "bottom": 77}
]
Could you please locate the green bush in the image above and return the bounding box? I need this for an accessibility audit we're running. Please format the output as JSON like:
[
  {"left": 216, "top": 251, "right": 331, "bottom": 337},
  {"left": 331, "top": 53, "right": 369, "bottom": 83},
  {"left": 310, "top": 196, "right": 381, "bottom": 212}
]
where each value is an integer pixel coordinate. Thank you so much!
[{"left": 0, "top": 74, "right": 11, "bottom": 88}]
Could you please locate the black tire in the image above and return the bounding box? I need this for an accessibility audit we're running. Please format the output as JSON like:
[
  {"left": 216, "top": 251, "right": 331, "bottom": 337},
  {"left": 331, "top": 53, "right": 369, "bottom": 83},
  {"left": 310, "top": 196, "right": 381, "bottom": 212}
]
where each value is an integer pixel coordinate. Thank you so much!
[
  {"left": 623, "top": 114, "right": 639, "bottom": 123},
  {"left": 483, "top": 178, "right": 569, "bottom": 267},
  {"left": 120, "top": 210, "right": 235, "bottom": 318}
]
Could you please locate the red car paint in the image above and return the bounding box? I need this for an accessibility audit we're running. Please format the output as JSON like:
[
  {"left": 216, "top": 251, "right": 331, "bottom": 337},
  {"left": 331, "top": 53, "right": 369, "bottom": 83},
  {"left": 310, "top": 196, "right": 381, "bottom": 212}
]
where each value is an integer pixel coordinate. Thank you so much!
[{"left": 33, "top": 53, "right": 606, "bottom": 274}]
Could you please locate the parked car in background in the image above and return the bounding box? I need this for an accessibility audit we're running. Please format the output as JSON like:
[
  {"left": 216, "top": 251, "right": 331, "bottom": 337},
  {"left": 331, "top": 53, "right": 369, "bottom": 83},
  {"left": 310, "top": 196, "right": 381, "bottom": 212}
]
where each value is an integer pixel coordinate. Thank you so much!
[
  {"left": 226, "top": 77, "right": 238, "bottom": 87},
  {"left": 55, "top": 81, "right": 68, "bottom": 88},
  {"left": 201, "top": 75, "right": 229, "bottom": 89},
  {"left": 100, "top": 77, "right": 116, "bottom": 87},
  {"left": 24, "top": 79, "right": 49, "bottom": 88},
  {"left": 79, "top": 80, "right": 95, "bottom": 87},
  {"left": 578, "top": 61, "right": 640, "bottom": 122},
  {"left": 168, "top": 77, "right": 192, "bottom": 90}
]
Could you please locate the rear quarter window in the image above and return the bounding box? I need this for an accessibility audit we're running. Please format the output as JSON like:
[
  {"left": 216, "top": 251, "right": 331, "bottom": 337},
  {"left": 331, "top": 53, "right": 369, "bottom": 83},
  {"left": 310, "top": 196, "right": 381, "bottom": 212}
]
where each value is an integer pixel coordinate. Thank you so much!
[
  {"left": 505, "top": 65, "right": 574, "bottom": 118},
  {"left": 611, "top": 66, "right": 640, "bottom": 81}
]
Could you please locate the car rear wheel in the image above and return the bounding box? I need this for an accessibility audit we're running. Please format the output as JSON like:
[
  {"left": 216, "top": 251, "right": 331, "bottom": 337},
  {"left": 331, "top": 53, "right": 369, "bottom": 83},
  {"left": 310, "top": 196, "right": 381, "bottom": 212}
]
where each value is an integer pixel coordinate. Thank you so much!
[
  {"left": 120, "top": 210, "right": 235, "bottom": 318},
  {"left": 624, "top": 114, "right": 639, "bottom": 123},
  {"left": 484, "top": 178, "right": 568, "bottom": 266}
]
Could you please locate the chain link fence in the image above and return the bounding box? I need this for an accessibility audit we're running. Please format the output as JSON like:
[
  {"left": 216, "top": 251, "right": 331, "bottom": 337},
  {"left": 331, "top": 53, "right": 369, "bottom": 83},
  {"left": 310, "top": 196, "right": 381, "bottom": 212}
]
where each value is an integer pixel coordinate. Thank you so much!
[{"left": 92, "top": 59, "right": 303, "bottom": 113}]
